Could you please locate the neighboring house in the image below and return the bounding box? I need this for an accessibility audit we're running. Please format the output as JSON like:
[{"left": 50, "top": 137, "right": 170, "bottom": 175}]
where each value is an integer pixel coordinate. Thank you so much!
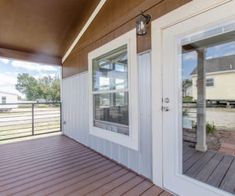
[
  {"left": 185, "top": 84, "right": 192, "bottom": 97},
  {"left": 191, "top": 55, "right": 235, "bottom": 101},
  {"left": 0, "top": 91, "right": 18, "bottom": 104},
  {"left": 0, "top": 91, "right": 18, "bottom": 111},
  {"left": 183, "top": 80, "right": 193, "bottom": 97}
]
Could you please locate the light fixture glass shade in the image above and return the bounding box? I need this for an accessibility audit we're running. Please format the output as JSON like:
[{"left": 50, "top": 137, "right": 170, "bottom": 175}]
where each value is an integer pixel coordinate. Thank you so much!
[{"left": 136, "top": 14, "right": 151, "bottom": 36}]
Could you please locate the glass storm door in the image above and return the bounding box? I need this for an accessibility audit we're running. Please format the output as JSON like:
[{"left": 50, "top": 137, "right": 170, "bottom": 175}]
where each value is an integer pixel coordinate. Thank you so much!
[{"left": 161, "top": 2, "right": 235, "bottom": 196}]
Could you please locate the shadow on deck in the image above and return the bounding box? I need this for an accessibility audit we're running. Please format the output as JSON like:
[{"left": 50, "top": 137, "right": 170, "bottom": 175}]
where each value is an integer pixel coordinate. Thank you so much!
[
  {"left": 183, "top": 142, "right": 235, "bottom": 194},
  {"left": 0, "top": 135, "right": 171, "bottom": 196}
]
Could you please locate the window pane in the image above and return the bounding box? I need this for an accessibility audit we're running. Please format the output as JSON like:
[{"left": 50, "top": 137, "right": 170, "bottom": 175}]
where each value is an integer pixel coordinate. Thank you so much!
[
  {"left": 93, "top": 92, "right": 129, "bottom": 135},
  {"left": 182, "top": 29, "right": 235, "bottom": 194},
  {"left": 206, "top": 78, "right": 214, "bottom": 87},
  {"left": 2, "top": 96, "right": 6, "bottom": 104},
  {"left": 92, "top": 45, "right": 128, "bottom": 91}
]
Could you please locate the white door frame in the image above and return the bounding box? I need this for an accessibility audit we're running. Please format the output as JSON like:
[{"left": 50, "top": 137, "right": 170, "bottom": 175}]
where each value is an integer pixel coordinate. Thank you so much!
[{"left": 151, "top": 0, "right": 233, "bottom": 193}]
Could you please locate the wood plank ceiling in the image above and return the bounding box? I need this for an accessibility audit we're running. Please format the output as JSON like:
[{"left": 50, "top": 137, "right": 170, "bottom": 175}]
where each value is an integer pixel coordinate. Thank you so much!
[{"left": 0, "top": 0, "right": 100, "bottom": 65}]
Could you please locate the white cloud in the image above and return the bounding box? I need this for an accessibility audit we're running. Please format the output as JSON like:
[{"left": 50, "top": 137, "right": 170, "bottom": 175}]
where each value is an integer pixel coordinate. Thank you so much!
[
  {"left": 0, "top": 85, "right": 22, "bottom": 97},
  {"left": 0, "top": 58, "right": 10, "bottom": 64},
  {"left": 206, "top": 56, "right": 213, "bottom": 59},
  {"left": 34, "top": 73, "right": 58, "bottom": 79},
  {"left": 0, "top": 73, "right": 23, "bottom": 96},
  {"left": 223, "top": 50, "right": 235, "bottom": 57},
  {"left": 0, "top": 73, "right": 17, "bottom": 86},
  {"left": 183, "top": 51, "right": 197, "bottom": 61},
  {"left": 49, "top": 73, "right": 56, "bottom": 78},
  {"left": 11, "top": 60, "right": 57, "bottom": 72},
  {"left": 5, "top": 71, "right": 18, "bottom": 76}
]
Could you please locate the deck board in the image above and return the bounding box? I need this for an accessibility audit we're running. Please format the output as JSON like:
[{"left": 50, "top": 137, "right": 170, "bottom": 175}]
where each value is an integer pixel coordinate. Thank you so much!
[
  {"left": 183, "top": 151, "right": 205, "bottom": 173},
  {"left": 220, "top": 159, "right": 235, "bottom": 193},
  {"left": 195, "top": 153, "right": 224, "bottom": 182},
  {"left": 186, "top": 151, "right": 216, "bottom": 177},
  {"left": 207, "top": 155, "right": 234, "bottom": 188},
  {"left": 104, "top": 176, "right": 144, "bottom": 196},
  {"left": 141, "top": 186, "right": 164, "bottom": 196},
  {"left": 122, "top": 180, "right": 154, "bottom": 196},
  {"left": 183, "top": 143, "right": 235, "bottom": 194},
  {"left": 86, "top": 172, "right": 137, "bottom": 196},
  {"left": 0, "top": 135, "right": 169, "bottom": 196}
]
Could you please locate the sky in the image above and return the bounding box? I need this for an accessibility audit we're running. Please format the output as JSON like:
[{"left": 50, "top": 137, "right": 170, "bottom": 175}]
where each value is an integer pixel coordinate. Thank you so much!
[
  {"left": 0, "top": 58, "right": 61, "bottom": 97},
  {"left": 182, "top": 41, "right": 235, "bottom": 80}
]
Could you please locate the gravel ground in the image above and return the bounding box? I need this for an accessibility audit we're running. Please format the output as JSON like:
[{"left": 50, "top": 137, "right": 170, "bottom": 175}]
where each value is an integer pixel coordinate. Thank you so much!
[{"left": 186, "top": 108, "right": 235, "bottom": 131}]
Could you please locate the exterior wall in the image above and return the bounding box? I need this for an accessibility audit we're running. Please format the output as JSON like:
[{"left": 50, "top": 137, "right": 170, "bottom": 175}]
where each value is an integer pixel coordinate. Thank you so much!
[
  {"left": 61, "top": 0, "right": 191, "bottom": 181},
  {"left": 62, "top": 0, "right": 191, "bottom": 78},
  {"left": 185, "top": 86, "right": 192, "bottom": 97},
  {"left": 0, "top": 92, "right": 18, "bottom": 103},
  {"left": 0, "top": 92, "right": 18, "bottom": 110},
  {"left": 62, "top": 52, "right": 152, "bottom": 179},
  {"left": 192, "top": 72, "right": 235, "bottom": 100}
]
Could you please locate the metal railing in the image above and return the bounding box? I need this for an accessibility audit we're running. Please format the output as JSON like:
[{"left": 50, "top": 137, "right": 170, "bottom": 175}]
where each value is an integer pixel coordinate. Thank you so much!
[{"left": 0, "top": 102, "right": 61, "bottom": 141}]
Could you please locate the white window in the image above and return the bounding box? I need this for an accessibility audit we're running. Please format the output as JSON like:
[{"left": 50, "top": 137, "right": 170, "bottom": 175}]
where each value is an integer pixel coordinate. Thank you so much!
[
  {"left": 206, "top": 78, "right": 214, "bottom": 87},
  {"left": 88, "top": 29, "right": 139, "bottom": 150},
  {"left": 1, "top": 96, "right": 6, "bottom": 104}
]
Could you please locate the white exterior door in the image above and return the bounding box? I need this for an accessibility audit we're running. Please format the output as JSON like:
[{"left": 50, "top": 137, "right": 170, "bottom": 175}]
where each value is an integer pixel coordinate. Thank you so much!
[{"left": 152, "top": 0, "right": 235, "bottom": 195}]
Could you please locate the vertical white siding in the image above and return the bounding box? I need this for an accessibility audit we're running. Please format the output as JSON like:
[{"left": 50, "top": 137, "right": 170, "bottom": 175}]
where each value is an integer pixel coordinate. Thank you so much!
[{"left": 62, "top": 52, "right": 152, "bottom": 179}]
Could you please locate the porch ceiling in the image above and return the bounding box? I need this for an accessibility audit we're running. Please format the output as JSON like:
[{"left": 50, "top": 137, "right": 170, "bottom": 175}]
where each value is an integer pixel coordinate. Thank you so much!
[{"left": 0, "top": 0, "right": 100, "bottom": 64}]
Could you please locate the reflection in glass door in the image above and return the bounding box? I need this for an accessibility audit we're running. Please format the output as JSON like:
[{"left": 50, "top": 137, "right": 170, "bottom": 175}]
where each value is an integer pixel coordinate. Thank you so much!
[{"left": 182, "top": 30, "right": 235, "bottom": 194}]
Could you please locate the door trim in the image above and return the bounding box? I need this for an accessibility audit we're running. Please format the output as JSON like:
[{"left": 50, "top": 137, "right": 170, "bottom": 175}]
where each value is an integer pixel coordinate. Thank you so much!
[{"left": 151, "top": 0, "right": 232, "bottom": 188}]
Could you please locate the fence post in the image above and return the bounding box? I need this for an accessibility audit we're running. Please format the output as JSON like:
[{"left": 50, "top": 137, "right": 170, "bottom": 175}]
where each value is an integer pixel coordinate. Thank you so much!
[
  {"left": 32, "top": 103, "right": 34, "bottom": 135},
  {"left": 60, "top": 102, "right": 62, "bottom": 132}
]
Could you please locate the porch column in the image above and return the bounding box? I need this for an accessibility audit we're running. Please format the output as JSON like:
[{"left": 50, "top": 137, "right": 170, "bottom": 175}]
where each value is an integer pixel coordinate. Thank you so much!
[{"left": 195, "top": 49, "right": 208, "bottom": 152}]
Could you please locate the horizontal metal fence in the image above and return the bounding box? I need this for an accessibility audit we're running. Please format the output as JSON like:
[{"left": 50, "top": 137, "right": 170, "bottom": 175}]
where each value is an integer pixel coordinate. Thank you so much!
[{"left": 0, "top": 102, "right": 61, "bottom": 141}]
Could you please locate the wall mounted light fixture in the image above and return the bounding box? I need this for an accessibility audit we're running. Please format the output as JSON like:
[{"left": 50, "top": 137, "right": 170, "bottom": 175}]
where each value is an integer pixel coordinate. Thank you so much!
[{"left": 136, "top": 13, "right": 151, "bottom": 36}]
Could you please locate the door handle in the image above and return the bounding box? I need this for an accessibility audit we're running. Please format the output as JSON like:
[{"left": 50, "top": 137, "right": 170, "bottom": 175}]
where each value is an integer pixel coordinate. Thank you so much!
[{"left": 162, "top": 106, "right": 170, "bottom": 112}]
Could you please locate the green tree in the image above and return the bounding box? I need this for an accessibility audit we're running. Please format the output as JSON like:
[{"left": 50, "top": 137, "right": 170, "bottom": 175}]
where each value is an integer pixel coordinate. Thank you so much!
[
  {"left": 16, "top": 73, "right": 60, "bottom": 101},
  {"left": 16, "top": 73, "right": 39, "bottom": 101}
]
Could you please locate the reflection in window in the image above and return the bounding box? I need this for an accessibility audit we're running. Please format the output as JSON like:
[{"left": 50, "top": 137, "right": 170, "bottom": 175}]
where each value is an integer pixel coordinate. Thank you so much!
[
  {"left": 94, "top": 92, "right": 129, "bottom": 135},
  {"left": 206, "top": 78, "right": 214, "bottom": 87},
  {"left": 182, "top": 30, "right": 235, "bottom": 194},
  {"left": 92, "top": 45, "right": 128, "bottom": 91},
  {"left": 92, "top": 45, "right": 129, "bottom": 135}
]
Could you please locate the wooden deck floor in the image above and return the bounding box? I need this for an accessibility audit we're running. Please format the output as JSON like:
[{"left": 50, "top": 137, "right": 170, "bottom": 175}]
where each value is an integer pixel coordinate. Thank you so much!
[
  {"left": 183, "top": 142, "right": 235, "bottom": 194},
  {"left": 0, "top": 135, "right": 171, "bottom": 196}
]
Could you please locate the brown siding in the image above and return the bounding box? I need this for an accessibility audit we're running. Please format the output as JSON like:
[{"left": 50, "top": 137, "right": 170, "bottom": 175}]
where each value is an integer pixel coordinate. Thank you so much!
[{"left": 62, "top": 0, "right": 191, "bottom": 78}]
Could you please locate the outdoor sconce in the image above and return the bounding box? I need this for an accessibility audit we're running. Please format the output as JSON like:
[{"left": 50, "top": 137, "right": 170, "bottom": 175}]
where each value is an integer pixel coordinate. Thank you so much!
[{"left": 136, "top": 13, "right": 151, "bottom": 36}]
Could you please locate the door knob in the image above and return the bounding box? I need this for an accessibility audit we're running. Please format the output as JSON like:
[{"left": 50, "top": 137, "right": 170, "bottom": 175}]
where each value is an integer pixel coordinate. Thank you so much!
[
  {"left": 162, "top": 106, "right": 170, "bottom": 112},
  {"left": 164, "top": 98, "right": 170, "bottom": 103}
]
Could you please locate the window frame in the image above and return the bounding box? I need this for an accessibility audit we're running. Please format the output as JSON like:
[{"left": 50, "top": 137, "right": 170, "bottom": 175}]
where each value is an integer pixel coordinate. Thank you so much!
[
  {"left": 206, "top": 78, "right": 214, "bottom": 87},
  {"left": 88, "top": 29, "right": 139, "bottom": 150},
  {"left": 1, "top": 96, "right": 6, "bottom": 104}
]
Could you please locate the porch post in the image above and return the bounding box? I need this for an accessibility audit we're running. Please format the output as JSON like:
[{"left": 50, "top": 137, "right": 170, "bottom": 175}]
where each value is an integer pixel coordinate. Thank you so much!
[{"left": 195, "top": 49, "right": 207, "bottom": 152}]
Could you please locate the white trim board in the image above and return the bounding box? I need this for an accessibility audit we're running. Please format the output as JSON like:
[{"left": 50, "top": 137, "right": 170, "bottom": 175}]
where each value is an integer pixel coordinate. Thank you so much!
[
  {"left": 62, "top": 0, "right": 107, "bottom": 63},
  {"left": 151, "top": 0, "right": 233, "bottom": 188},
  {"left": 88, "top": 29, "right": 139, "bottom": 151}
]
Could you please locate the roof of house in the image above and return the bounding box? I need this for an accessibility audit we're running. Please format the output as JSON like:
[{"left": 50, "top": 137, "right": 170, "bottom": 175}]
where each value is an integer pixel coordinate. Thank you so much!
[
  {"left": 191, "top": 54, "right": 235, "bottom": 75},
  {"left": 0, "top": 91, "right": 18, "bottom": 96}
]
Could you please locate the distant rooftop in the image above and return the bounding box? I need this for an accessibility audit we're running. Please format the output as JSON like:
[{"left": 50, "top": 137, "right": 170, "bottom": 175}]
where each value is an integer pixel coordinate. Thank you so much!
[
  {"left": 0, "top": 91, "right": 18, "bottom": 96},
  {"left": 191, "top": 54, "right": 235, "bottom": 75}
]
